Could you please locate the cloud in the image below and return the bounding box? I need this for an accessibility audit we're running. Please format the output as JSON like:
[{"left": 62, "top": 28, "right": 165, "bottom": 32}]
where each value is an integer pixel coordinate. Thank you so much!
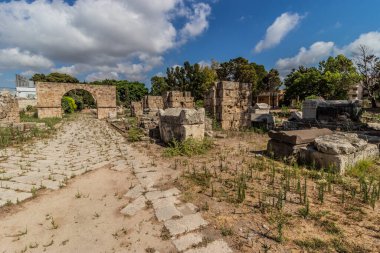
[
  {"left": 0, "top": 48, "right": 53, "bottom": 70},
  {"left": 179, "top": 3, "right": 211, "bottom": 43},
  {"left": 254, "top": 12, "right": 303, "bottom": 53},
  {"left": 340, "top": 31, "right": 380, "bottom": 57},
  {"left": 86, "top": 72, "right": 120, "bottom": 82},
  {"left": 274, "top": 31, "right": 380, "bottom": 78},
  {"left": 0, "top": 0, "right": 212, "bottom": 81},
  {"left": 275, "top": 41, "right": 335, "bottom": 75}
]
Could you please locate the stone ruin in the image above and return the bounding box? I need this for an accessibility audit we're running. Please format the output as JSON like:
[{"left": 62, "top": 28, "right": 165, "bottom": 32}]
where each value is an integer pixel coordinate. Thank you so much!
[
  {"left": 267, "top": 128, "right": 379, "bottom": 174},
  {"left": 205, "top": 81, "right": 252, "bottom": 130},
  {"left": 251, "top": 103, "right": 275, "bottom": 130},
  {"left": 158, "top": 108, "right": 205, "bottom": 144},
  {"left": 302, "top": 99, "right": 361, "bottom": 122},
  {"left": 163, "top": 91, "right": 194, "bottom": 109},
  {"left": 131, "top": 101, "right": 143, "bottom": 117},
  {"left": 284, "top": 99, "right": 363, "bottom": 131},
  {"left": 0, "top": 91, "right": 20, "bottom": 124}
]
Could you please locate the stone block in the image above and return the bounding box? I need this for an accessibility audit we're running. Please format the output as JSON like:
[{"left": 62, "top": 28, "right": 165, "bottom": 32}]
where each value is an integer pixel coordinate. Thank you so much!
[
  {"left": 314, "top": 132, "right": 367, "bottom": 155},
  {"left": 268, "top": 128, "right": 333, "bottom": 145}
]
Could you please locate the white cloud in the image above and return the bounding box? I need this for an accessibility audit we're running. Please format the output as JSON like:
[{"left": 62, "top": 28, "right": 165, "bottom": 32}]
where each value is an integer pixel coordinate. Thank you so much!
[
  {"left": 274, "top": 31, "right": 380, "bottom": 77},
  {"left": 198, "top": 60, "right": 211, "bottom": 67},
  {"left": 0, "top": 0, "right": 211, "bottom": 80},
  {"left": 179, "top": 3, "right": 211, "bottom": 43},
  {"left": 254, "top": 12, "right": 303, "bottom": 53},
  {"left": 86, "top": 72, "right": 120, "bottom": 82},
  {"left": 275, "top": 41, "right": 335, "bottom": 75},
  {"left": 341, "top": 31, "right": 380, "bottom": 57},
  {"left": 0, "top": 48, "right": 53, "bottom": 70}
]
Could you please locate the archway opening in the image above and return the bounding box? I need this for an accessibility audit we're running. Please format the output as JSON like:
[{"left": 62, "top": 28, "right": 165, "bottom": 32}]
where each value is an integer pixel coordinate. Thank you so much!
[{"left": 61, "top": 89, "right": 97, "bottom": 117}]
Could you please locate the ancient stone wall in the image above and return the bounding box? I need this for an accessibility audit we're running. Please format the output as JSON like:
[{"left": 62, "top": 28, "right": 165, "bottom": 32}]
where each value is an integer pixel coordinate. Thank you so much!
[
  {"left": 163, "top": 91, "right": 194, "bottom": 109},
  {"left": 158, "top": 108, "right": 205, "bottom": 143},
  {"left": 143, "top": 96, "right": 164, "bottom": 114},
  {"left": 131, "top": 101, "right": 143, "bottom": 117},
  {"left": 205, "top": 81, "right": 252, "bottom": 130},
  {"left": 0, "top": 91, "right": 20, "bottom": 123},
  {"left": 36, "top": 82, "right": 116, "bottom": 119}
]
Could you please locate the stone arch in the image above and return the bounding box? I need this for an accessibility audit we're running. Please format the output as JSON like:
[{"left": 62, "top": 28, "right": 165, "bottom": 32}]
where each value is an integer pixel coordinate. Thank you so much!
[{"left": 36, "top": 82, "right": 116, "bottom": 119}]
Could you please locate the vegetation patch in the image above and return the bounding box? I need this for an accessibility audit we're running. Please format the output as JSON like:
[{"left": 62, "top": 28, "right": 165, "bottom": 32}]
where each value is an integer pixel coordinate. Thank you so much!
[{"left": 163, "top": 138, "right": 213, "bottom": 157}]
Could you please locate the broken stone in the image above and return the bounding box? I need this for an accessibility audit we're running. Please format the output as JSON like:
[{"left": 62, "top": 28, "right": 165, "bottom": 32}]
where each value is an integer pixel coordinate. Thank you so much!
[
  {"left": 314, "top": 133, "right": 367, "bottom": 155},
  {"left": 268, "top": 128, "right": 333, "bottom": 145},
  {"left": 164, "top": 213, "right": 208, "bottom": 236},
  {"left": 120, "top": 195, "right": 146, "bottom": 216},
  {"left": 173, "top": 232, "right": 204, "bottom": 252}
]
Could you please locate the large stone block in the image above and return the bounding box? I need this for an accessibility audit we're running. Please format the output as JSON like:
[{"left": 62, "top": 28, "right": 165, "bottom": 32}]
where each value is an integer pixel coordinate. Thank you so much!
[
  {"left": 268, "top": 128, "right": 333, "bottom": 145},
  {"left": 0, "top": 91, "right": 20, "bottom": 123},
  {"left": 158, "top": 108, "right": 205, "bottom": 143},
  {"left": 299, "top": 143, "right": 379, "bottom": 174},
  {"left": 314, "top": 132, "right": 367, "bottom": 155}
]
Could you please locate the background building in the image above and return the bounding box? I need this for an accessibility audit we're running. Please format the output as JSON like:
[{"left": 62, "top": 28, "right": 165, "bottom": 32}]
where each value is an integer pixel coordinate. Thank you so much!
[{"left": 15, "top": 74, "right": 36, "bottom": 99}]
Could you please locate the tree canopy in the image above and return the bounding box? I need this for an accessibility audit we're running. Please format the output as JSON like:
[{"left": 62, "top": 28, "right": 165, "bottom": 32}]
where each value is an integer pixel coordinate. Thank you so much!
[
  {"left": 284, "top": 55, "right": 360, "bottom": 104},
  {"left": 31, "top": 72, "right": 79, "bottom": 83}
]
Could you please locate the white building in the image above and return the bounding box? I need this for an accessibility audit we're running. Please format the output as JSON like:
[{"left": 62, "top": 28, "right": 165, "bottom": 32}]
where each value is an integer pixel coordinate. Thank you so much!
[{"left": 15, "top": 74, "right": 36, "bottom": 99}]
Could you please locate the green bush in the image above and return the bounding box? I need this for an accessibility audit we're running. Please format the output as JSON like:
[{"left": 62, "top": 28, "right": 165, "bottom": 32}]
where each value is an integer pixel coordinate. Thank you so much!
[
  {"left": 61, "top": 96, "right": 77, "bottom": 113},
  {"left": 164, "top": 138, "right": 213, "bottom": 157}
]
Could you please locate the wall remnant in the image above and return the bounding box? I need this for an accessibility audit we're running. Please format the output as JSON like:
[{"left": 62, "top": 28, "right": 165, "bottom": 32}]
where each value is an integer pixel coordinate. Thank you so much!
[
  {"left": 163, "top": 91, "right": 194, "bottom": 109},
  {"left": 158, "top": 108, "right": 205, "bottom": 143},
  {"left": 131, "top": 101, "right": 143, "bottom": 117},
  {"left": 0, "top": 91, "right": 20, "bottom": 123},
  {"left": 36, "top": 82, "right": 117, "bottom": 119},
  {"left": 205, "top": 81, "right": 252, "bottom": 130}
]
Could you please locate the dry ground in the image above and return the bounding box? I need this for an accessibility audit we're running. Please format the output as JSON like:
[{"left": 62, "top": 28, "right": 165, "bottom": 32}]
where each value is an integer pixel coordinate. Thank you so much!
[{"left": 139, "top": 131, "right": 380, "bottom": 253}]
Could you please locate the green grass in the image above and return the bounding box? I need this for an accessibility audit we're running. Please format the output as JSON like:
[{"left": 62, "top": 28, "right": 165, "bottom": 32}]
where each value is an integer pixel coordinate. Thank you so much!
[
  {"left": 20, "top": 113, "right": 62, "bottom": 129},
  {"left": 346, "top": 159, "right": 380, "bottom": 179},
  {"left": 163, "top": 138, "right": 214, "bottom": 157},
  {"left": 294, "top": 237, "right": 328, "bottom": 251}
]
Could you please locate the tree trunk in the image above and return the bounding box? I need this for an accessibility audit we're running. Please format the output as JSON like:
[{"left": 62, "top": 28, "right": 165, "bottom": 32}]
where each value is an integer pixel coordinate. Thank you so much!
[{"left": 371, "top": 97, "right": 377, "bottom": 108}]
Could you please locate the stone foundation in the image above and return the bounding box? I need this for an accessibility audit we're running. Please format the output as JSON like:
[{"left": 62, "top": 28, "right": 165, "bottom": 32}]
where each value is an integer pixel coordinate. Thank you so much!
[{"left": 158, "top": 108, "right": 205, "bottom": 143}]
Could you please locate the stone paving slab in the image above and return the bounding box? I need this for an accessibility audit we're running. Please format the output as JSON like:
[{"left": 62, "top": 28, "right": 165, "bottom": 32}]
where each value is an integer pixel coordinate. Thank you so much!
[
  {"left": 184, "top": 240, "right": 233, "bottom": 253},
  {"left": 177, "top": 203, "right": 199, "bottom": 215},
  {"left": 120, "top": 195, "right": 147, "bottom": 216},
  {"left": 164, "top": 213, "right": 208, "bottom": 236},
  {"left": 173, "top": 232, "right": 204, "bottom": 252},
  {"left": 145, "top": 188, "right": 181, "bottom": 201},
  {"left": 124, "top": 184, "right": 145, "bottom": 199},
  {"left": 0, "top": 181, "right": 35, "bottom": 192},
  {"left": 0, "top": 188, "right": 33, "bottom": 204},
  {"left": 155, "top": 203, "right": 182, "bottom": 221}
]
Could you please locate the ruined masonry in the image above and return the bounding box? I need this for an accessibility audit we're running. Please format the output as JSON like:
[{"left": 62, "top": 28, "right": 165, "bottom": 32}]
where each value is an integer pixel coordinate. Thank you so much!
[
  {"left": 0, "top": 91, "right": 20, "bottom": 124},
  {"left": 36, "top": 82, "right": 117, "bottom": 119},
  {"left": 158, "top": 108, "right": 205, "bottom": 144},
  {"left": 205, "top": 81, "right": 252, "bottom": 130}
]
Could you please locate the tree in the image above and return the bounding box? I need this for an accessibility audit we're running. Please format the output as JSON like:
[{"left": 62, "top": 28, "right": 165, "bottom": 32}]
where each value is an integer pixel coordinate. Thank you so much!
[
  {"left": 355, "top": 45, "right": 380, "bottom": 108},
  {"left": 284, "top": 55, "right": 360, "bottom": 104},
  {"left": 150, "top": 76, "right": 168, "bottom": 96},
  {"left": 216, "top": 57, "right": 257, "bottom": 88},
  {"left": 31, "top": 72, "right": 79, "bottom": 83},
  {"left": 165, "top": 61, "right": 217, "bottom": 101},
  {"left": 262, "top": 69, "right": 281, "bottom": 92}
]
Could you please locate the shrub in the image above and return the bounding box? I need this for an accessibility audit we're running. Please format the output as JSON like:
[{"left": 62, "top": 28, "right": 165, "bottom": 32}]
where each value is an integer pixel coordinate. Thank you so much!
[
  {"left": 164, "top": 138, "right": 213, "bottom": 157},
  {"left": 61, "top": 96, "right": 77, "bottom": 113}
]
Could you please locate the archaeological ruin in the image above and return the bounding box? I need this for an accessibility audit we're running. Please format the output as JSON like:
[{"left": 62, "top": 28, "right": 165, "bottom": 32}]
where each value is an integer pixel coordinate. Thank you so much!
[
  {"left": 0, "top": 91, "right": 20, "bottom": 124},
  {"left": 36, "top": 82, "right": 117, "bottom": 119}
]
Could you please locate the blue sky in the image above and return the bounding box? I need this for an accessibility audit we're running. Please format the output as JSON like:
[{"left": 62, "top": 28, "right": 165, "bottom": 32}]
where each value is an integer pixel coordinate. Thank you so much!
[{"left": 1, "top": 0, "right": 380, "bottom": 89}]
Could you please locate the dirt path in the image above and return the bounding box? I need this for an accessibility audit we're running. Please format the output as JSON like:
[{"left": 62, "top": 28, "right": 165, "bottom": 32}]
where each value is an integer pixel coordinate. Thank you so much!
[{"left": 0, "top": 114, "right": 232, "bottom": 253}]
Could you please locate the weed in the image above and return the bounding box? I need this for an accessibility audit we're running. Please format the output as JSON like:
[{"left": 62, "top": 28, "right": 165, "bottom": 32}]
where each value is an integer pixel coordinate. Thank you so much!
[
  {"left": 163, "top": 138, "right": 213, "bottom": 157},
  {"left": 294, "top": 237, "right": 328, "bottom": 250},
  {"left": 220, "top": 226, "right": 233, "bottom": 236},
  {"left": 160, "top": 226, "right": 171, "bottom": 240}
]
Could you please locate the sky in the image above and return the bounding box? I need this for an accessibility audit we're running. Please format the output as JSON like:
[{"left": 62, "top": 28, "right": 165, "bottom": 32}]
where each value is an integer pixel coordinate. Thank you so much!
[{"left": 1, "top": 0, "right": 380, "bottom": 90}]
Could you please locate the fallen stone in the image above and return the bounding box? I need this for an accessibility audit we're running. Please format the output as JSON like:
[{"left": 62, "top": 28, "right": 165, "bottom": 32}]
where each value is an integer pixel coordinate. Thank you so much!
[
  {"left": 173, "top": 232, "right": 204, "bottom": 252},
  {"left": 314, "top": 132, "right": 367, "bottom": 155},
  {"left": 120, "top": 195, "right": 146, "bottom": 216},
  {"left": 268, "top": 128, "right": 333, "bottom": 145},
  {"left": 215, "top": 133, "right": 227, "bottom": 139},
  {"left": 164, "top": 213, "right": 208, "bottom": 236},
  {"left": 288, "top": 111, "right": 302, "bottom": 121},
  {"left": 184, "top": 240, "right": 232, "bottom": 253}
]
